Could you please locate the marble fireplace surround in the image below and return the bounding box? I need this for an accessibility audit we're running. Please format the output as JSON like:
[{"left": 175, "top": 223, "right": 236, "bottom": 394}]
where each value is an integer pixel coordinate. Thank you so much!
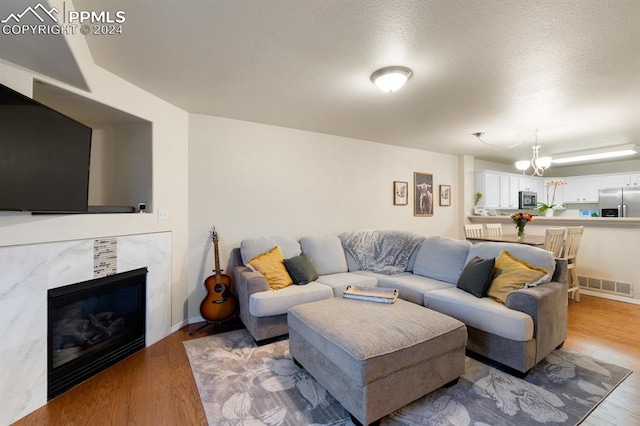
[{"left": 0, "top": 232, "right": 172, "bottom": 425}]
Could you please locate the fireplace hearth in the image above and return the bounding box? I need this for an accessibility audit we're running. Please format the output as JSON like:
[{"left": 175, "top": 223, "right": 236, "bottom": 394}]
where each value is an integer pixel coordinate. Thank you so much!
[{"left": 48, "top": 267, "right": 147, "bottom": 399}]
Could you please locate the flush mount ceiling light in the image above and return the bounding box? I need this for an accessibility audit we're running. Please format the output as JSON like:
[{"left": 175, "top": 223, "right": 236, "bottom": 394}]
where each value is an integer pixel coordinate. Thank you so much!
[
  {"left": 514, "top": 129, "right": 552, "bottom": 177},
  {"left": 370, "top": 66, "right": 412, "bottom": 93},
  {"left": 551, "top": 144, "right": 639, "bottom": 164}
]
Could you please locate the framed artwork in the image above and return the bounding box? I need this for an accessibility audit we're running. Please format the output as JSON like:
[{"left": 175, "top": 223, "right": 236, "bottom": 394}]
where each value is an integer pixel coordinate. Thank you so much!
[
  {"left": 439, "top": 185, "right": 451, "bottom": 206},
  {"left": 393, "top": 181, "right": 408, "bottom": 205},
  {"left": 413, "top": 172, "right": 433, "bottom": 217}
]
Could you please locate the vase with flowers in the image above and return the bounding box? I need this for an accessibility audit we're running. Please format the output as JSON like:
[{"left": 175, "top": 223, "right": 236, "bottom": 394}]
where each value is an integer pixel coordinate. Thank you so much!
[
  {"left": 538, "top": 179, "right": 567, "bottom": 216},
  {"left": 511, "top": 212, "right": 534, "bottom": 241}
]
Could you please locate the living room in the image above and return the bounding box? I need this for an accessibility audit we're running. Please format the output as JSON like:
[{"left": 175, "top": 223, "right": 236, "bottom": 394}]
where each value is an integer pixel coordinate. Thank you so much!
[{"left": 1, "top": 1, "right": 639, "bottom": 425}]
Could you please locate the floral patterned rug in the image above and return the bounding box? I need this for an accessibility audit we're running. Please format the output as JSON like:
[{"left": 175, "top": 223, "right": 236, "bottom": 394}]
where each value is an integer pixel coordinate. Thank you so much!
[{"left": 183, "top": 329, "right": 631, "bottom": 426}]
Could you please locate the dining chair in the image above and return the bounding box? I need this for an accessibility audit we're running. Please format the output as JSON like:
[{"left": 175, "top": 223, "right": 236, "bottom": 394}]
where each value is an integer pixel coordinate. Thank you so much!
[
  {"left": 464, "top": 224, "right": 484, "bottom": 239},
  {"left": 484, "top": 223, "right": 503, "bottom": 237},
  {"left": 563, "top": 226, "right": 584, "bottom": 302},
  {"left": 543, "top": 227, "right": 565, "bottom": 258}
]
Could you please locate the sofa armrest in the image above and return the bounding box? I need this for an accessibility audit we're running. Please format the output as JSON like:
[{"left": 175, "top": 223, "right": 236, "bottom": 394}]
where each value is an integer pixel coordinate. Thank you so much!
[
  {"left": 505, "top": 267, "right": 568, "bottom": 365},
  {"left": 234, "top": 266, "right": 269, "bottom": 297}
]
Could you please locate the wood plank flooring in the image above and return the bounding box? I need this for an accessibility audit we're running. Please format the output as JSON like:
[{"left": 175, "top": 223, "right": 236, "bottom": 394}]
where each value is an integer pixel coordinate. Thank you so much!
[{"left": 13, "top": 296, "right": 640, "bottom": 425}]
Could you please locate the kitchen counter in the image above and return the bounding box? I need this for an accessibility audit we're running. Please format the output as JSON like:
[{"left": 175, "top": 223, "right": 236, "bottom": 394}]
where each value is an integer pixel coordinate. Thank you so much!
[{"left": 467, "top": 215, "right": 640, "bottom": 228}]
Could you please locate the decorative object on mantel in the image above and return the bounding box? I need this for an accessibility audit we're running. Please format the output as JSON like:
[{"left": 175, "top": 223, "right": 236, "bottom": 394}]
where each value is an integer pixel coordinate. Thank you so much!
[
  {"left": 393, "top": 180, "right": 408, "bottom": 205},
  {"left": 511, "top": 212, "right": 534, "bottom": 240},
  {"left": 515, "top": 129, "right": 552, "bottom": 177},
  {"left": 439, "top": 185, "right": 451, "bottom": 206},
  {"left": 538, "top": 179, "right": 567, "bottom": 216}
]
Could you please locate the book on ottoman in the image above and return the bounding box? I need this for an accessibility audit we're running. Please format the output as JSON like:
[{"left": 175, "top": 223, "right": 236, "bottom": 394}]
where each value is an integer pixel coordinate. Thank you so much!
[{"left": 343, "top": 285, "right": 398, "bottom": 304}]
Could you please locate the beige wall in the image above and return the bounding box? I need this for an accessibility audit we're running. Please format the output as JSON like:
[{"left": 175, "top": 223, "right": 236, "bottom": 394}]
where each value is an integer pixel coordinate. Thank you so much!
[
  {"left": 0, "top": 61, "right": 190, "bottom": 329},
  {"left": 187, "top": 114, "right": 461, "bottom": 320}
]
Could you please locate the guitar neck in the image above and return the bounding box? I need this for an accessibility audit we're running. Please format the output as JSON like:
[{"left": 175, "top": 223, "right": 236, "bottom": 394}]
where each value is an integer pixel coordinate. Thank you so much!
[{"left": 213, "top": 240, "right": 222, "bottom": 284}]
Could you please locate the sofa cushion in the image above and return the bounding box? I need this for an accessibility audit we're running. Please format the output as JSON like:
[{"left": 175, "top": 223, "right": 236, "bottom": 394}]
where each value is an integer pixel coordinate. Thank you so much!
[
  {"left": 488, "top": 251, "right": 549, "bottom": 304},
  {"left": 376, "top": 274, "right": 453, "bottom": 305},
  {"left": 424, "top": 287, "right": 534, "bottom": 341},
  {"left": 249, "top": 282, "right": 334, "bottom": 317},
  {"left": 283, "top": 253, "right": 319, "bottom": 285},
  {"left": 466, "top": 242, "right": 555, "bottom": 284},
  {"left": 247, "top": 246, "right": 293, "bottom": 290},
  {"left": 412, "top": 236, "right": 471, "bottom": 284},
  {"left": 300, "top": 235, "right": 349, "bottom": 275},
  {"left": 241, "top": 236, "right": 301, "bottom": 266},
  {"left": 315, "top": 272, "right": 378, "bottom": 297},
  {"left": 456, "top": 256, "right": 495, "bottom": 298}
]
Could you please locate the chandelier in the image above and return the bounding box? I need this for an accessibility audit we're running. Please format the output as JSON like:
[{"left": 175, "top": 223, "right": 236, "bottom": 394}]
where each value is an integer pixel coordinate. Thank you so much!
[{"left": 515, "top": 129, "right": 552, "bottom": 177}]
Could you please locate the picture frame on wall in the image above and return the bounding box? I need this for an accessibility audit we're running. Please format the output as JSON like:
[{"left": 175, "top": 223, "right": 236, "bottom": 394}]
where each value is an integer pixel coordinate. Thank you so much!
[
  {"left": 393, "top": 181, "right": 408, "bottom": 205},
  {"left": 413, "top": 172, "right": 433, "bottom": 217},
  {"left": 439, "top": 185, "right": 451, "bottom": 206}
]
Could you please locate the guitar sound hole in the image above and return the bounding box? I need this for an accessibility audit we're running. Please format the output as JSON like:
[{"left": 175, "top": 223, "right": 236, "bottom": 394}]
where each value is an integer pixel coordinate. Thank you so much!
[{"left": 214, "top": 283, "right": 225, "bottom": 293}]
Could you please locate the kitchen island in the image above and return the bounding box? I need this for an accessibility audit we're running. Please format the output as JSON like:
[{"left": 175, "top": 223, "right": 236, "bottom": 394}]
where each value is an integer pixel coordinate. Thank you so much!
[{"left": 467, "top": 215, "right": 640, "bottom": 304}]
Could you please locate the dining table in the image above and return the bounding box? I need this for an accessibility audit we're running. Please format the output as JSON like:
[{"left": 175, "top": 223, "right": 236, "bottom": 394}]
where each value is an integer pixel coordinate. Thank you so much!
[{"left": 466, "top": 234, "right": 546, "bottom": 246}]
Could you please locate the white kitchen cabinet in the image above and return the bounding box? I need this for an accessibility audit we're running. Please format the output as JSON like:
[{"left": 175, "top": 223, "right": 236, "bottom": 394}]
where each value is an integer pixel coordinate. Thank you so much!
[
  {"left": 628, "top": 173, "right": 640, "bottom": 186},
  {"left": 602, "top": 174, "right": 630, "bottom": 188},
  {"left": 508, "top": 176, "right": 519, "bottom": 208},
  {"left": 556, "top": 176, "right": 601, "bottom": 204},
  {"left": 475, "top": 172, "right": 501, "bottom": 208},
  {"left": 475, "top": 172, "right": 519, "bottom": 209}
]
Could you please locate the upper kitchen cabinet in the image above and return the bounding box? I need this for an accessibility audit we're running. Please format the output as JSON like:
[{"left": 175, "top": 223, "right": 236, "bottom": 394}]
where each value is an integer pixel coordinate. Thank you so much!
[
  {"left": 475, "top": 171, "right": 519, "bottom": 209},
  {"left": 562, "top": 176, "right": 602, "bottom": 204}
]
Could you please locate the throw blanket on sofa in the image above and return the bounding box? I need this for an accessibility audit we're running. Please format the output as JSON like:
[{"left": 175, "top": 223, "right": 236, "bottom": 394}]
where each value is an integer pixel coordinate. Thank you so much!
[{"left": 345, "top": 230, "right": 425, "bottom": 275}]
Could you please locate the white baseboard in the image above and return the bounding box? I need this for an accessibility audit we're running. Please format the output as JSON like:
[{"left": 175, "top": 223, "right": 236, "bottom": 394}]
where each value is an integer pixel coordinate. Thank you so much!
[
  {"left": 579, "top": 289, "right": 640, "bottom": 305},
  {"left": 170, "top": 319, "right": 190, "bottom": 333}
]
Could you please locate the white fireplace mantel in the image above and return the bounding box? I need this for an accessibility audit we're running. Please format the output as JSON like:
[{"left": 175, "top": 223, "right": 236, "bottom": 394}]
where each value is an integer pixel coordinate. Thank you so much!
[{"left": 0, "top": 232, "right": 172, "bottom": 425}]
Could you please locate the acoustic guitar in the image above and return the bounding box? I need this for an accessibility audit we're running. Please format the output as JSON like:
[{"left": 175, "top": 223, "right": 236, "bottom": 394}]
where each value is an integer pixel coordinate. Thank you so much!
[{"left": 199, "top": 226, "right": 237, "bottom": 322}]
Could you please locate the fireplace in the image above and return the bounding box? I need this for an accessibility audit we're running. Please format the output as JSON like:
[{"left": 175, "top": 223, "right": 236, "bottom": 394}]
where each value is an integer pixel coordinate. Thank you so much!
[{"left": 47, "top": 267, "right": 147, "bottom": 399}]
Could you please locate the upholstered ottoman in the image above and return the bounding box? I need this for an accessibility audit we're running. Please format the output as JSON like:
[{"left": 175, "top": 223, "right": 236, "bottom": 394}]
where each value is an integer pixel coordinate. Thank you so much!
[{"left": 287, "top": 298, "right": 467, "bottom": 425}]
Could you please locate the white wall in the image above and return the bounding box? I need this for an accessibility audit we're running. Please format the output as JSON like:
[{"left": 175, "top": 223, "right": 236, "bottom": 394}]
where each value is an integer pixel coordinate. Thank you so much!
[{"left": 187, "top": 114, "right": 461, "bottom": 320}]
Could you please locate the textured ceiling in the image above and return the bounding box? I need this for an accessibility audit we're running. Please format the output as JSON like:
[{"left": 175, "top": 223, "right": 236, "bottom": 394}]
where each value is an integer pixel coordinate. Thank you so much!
[{"left": 70, "top": 1, "right": 640, "bottom": 165}]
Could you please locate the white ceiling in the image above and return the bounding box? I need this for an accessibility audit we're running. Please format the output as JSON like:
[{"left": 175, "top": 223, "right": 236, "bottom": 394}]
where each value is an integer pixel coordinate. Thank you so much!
[{"left": 63, "top": 1, "right": 640, "bottom": 165}]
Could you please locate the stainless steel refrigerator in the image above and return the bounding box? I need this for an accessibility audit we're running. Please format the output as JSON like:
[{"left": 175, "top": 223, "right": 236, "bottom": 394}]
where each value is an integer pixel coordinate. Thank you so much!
[{"left": 598, "top": 187, "right": 640, "bottom": 217}]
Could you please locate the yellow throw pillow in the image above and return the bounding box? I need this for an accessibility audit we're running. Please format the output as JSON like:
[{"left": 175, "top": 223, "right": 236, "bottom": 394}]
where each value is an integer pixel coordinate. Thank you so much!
[
  {"left": 488, "top": 251, "right": 548, "bottom": 304},
  {"left": 247, "top": 246, "right": 293, "bottom": 290}
]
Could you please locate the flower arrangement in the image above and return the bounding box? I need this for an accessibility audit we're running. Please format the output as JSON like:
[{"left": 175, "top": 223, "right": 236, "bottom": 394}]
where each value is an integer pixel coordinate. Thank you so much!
[
  {"left": 511, "top": 212, "right": 534, "bottom": 240},
  {"left": 474, "top": 192, "right": 483, "bottom": 206},
  {"left": 538, "top": 179, "right": 567, "bottom": 213}
]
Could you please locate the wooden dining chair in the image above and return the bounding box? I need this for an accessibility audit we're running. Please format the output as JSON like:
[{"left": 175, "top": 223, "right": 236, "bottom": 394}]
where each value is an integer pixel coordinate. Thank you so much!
[
  {"left": 563, "top": 226, "right": 584, "bottom": 302},
  {"left": 543, "top": 227, "right": 565, "bottom": 258},
  {"left": 484, "top": 223, "right": 503, "bottom": 237},
  {"left": 464, "top": 224, "right": 484, "bottom": 239}
]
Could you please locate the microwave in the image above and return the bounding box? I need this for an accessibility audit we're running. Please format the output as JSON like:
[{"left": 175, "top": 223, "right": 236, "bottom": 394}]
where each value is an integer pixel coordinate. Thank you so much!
[{"left": 518, "top": 191, "right": 538, "bottom": 209}]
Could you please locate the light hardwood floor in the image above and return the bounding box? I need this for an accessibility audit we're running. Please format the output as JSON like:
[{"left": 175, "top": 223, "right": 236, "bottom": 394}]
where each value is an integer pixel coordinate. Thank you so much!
[{"left": 13, "top": 296, "right": 640, "bottom": 425}]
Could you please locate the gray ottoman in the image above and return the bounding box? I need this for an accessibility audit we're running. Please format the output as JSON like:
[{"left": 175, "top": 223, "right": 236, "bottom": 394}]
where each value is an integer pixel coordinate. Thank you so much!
[{"left": 287, "top": 298, "right": 467, "bottom": 425}]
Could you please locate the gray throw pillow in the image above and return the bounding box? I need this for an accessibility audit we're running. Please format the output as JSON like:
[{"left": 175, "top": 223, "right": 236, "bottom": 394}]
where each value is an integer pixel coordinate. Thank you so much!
[
  {"left": 456, "top": 256, "right": 495, "bottom": 298},
  {"left": 283, "top": 253, "right": 319, "bottom": 285}
]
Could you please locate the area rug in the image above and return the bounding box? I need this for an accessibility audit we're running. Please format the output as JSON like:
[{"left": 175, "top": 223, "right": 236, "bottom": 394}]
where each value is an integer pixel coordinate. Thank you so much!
[{"left": 183, "top": 329, "right": 631, "bottom": 426}]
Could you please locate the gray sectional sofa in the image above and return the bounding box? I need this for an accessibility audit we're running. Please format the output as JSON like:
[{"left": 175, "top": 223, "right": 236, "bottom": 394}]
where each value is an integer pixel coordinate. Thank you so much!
[{"left": 233, "top": 232, "right": 569, "bottom": 374}]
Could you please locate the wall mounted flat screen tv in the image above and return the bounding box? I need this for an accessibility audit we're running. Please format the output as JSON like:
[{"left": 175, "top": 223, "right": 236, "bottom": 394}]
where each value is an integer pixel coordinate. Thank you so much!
[{"left": 0, "top": 83, "right": 92, "bottom": 213}]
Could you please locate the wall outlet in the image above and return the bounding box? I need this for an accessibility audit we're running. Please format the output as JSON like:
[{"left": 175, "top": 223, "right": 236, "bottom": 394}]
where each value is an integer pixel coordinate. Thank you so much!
[{"left": 157, "top": 208, "right": 168, "bottom": 221}]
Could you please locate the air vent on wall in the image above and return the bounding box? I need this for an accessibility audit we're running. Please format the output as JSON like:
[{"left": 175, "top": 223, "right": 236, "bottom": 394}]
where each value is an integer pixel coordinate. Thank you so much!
[{"left": 578, "top": 275, "right": 634, "bottom": 297}]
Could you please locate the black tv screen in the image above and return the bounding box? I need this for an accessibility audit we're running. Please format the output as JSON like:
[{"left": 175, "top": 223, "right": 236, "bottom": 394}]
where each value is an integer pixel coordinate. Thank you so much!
[{"left": 0, "top": 83, "right": 92, "bottom": 213}]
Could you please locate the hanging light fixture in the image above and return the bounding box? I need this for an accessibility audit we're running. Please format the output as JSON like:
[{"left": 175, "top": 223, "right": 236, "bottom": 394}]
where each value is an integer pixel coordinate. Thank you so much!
[
  {"left": 515, "top": 129, "right": 552, "bottom": 176},
  {"left": 370, "top": 66, "right": 412, "bottom": 93}
]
